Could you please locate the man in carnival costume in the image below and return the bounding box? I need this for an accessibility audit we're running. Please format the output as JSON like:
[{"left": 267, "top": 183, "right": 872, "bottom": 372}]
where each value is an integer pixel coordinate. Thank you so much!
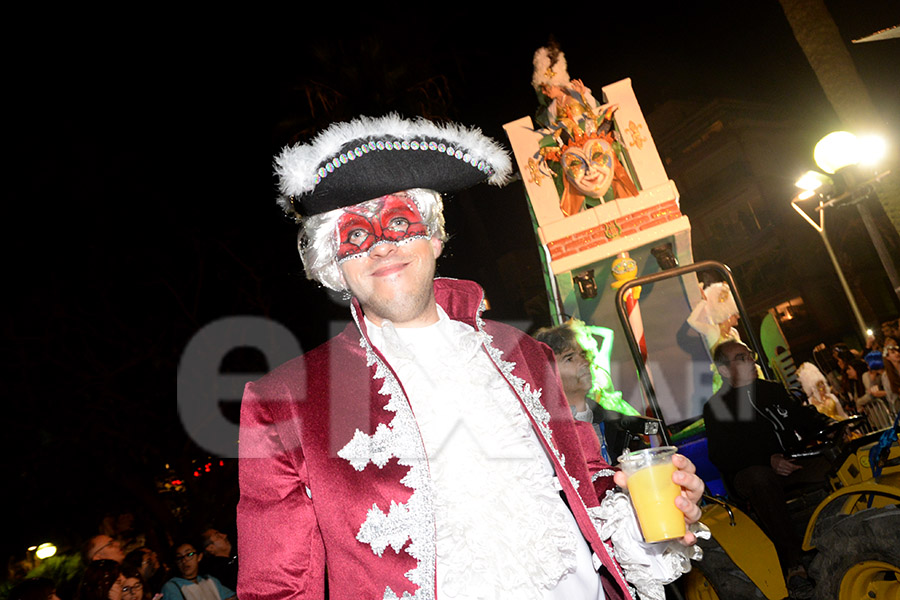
[{"left": 237, "top": 114, "right": 706, "bottom": 600}]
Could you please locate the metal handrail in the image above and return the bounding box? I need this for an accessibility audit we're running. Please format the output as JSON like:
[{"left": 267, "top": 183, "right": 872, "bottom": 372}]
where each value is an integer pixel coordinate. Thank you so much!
[
  {"left": 701, "top": 493, "right": 736, "bottom": 526},
  {"left": 614, "top": 260, "right": 773, "bottom": 440}
]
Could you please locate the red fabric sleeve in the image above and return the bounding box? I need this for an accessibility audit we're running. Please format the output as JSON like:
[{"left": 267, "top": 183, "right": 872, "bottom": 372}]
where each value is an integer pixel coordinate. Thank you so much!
[{"left": 236, "top": 381, "right": 326, "bottom": 600}]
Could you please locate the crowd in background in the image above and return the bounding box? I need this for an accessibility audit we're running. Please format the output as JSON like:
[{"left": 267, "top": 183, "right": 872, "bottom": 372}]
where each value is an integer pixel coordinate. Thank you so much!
[
  {"left": 7, "top": 318, "right": 898, "bottom": 600},
  {"left": 5, "top": 518, "right": 238, "bottom": 600},
  {"left": 816, "top": 318, "right": 900, "bottom": 431}
]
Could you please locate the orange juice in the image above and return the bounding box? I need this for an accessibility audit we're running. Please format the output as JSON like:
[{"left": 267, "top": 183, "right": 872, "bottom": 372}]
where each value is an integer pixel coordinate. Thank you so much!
[{"left": 627, "top": 461, "right": 685, "bottom": 542}]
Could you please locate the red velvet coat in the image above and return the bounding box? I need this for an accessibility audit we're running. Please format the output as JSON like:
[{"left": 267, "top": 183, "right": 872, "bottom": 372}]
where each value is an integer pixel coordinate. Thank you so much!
[{"left": 237, "top": 278, "right": 633, "bottom": 600}]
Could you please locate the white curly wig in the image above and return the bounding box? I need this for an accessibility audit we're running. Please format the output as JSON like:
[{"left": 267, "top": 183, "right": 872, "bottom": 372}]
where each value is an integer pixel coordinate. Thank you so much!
[
  {"left": 797, "top": 362, "right": 827, "bottom": 398},
  {"left": 704, "top": 282, "right": 739, "bottom": 325},
  {"left": 298, "top": 188, "right": 446, "bottom": 292},
  {"left": 532, "top": 46, "right": 571, "bottom": 92}
]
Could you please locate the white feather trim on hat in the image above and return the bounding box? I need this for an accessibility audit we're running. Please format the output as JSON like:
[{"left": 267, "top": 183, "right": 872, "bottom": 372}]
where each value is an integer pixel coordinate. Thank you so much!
[
  {"left": 797, "top": 362, "right": 827, "bottom": 397},
  {"left": 274, "top": 113, "right": 512, "bottom": 206}
]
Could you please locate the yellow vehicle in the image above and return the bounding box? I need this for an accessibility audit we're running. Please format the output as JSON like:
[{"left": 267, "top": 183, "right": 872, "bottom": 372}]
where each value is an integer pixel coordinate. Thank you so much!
[
  {"left": 613, "top": 261, "right": 900, "bottom": 600},
  {"left": 683, "top": 426, "right": 900, "bottom": 600}
]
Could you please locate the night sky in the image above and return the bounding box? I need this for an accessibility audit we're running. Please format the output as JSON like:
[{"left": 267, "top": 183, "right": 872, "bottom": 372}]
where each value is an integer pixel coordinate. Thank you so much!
[{"left": 6, "top": 2, "right": 899, "bottom": 568}]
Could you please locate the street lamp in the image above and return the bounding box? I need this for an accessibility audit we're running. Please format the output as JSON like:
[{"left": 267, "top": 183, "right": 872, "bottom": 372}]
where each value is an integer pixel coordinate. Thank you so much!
[
  {"left": 812, "top": 132, "right": 898, "bottom": 297},
  {"left": 790, "top": 188, "right": 868, "bottom": 339},
  {"left": 35, "top": 542, "right": 57, "bottom": 560},
  {"left": 814, "top": 131, "right": 887, "bottom": 175},
  {"left": 792, "top": 131, "right": 895, "bottom": 340}
]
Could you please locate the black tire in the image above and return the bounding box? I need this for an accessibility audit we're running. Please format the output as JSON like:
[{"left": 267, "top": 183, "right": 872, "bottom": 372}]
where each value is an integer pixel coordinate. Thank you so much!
[
  {"left": 808, "top": 504, "right": 900, "bottom": 600},
  {"left": 692, "top": 535, "right": 767, "bottom": 599}
]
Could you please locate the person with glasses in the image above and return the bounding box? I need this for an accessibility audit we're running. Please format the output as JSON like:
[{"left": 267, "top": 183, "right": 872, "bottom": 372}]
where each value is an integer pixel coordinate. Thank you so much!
[
  {"left": 703, "top": 340, "right": 834, "bottom": 597},
  {"left": 160, "top": 542, "right": 235, "bottom": 600},
  {"left": 123, "top": 547, "right": 169, "bottom": 599},
  {"left": 120, "top": 565, "right": 152, "bottom": 600}
]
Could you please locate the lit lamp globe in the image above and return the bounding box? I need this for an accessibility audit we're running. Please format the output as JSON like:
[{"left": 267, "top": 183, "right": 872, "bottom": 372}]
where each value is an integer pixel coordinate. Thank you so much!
[
  {"left": 814, "top": 131, "right": 859, "bottom": 174},
  {"left": 35, "top": 543, "right": 57, "bottom": 559},
  {"left": 814, "top": 131, "right": 887, "bottom": 174}
]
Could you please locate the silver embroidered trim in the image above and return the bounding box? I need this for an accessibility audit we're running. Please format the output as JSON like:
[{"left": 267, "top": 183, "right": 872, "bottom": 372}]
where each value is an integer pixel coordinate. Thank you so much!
[
  {"left": 474, "top": 309, "right": 568, "bottom": 472},
  {"left": 335, "top": 305, "right": 436, "bottom": 600},
  {"left": 474, "top": 309, "right": 640, "bottom": 594},
  {"left": 338, "top": 291, "right": 608, "bottom": 600},
  {"left": 338, "top": 424, "right": 396, "bottom": 470},
  {"left": 591, "top": 468, "right": 616, "bottom": 483}
]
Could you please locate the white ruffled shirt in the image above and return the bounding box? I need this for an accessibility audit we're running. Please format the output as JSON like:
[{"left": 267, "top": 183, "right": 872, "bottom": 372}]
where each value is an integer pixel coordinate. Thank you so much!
[{"left": 365, "top": 308, "right": 603, "bottom": 600}]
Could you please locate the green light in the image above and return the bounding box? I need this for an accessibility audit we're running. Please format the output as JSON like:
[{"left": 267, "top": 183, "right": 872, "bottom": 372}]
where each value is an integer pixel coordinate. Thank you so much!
[{"left": 572, "top": 323, "right": 639, "bottom": 416}]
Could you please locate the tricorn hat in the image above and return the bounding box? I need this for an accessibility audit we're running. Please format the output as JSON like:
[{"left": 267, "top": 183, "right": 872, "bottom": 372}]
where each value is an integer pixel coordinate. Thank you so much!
[{"left": 275, "top": 114, "right": 513, "bottom": 219}]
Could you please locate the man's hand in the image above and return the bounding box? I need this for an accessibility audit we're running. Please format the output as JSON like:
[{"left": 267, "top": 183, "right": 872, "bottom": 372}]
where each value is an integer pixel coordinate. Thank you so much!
[
  {"left": 770, "top": 453, "right": 802, "bottom": 476},
  {"left": 614, "top": 453, "right": 704, "bottom": 545}
]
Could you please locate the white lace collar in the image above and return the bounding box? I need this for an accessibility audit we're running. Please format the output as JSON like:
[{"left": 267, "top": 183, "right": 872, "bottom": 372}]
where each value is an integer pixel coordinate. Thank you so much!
[{"left": 365, "top": 308, "right": 587, "bottom": 599}]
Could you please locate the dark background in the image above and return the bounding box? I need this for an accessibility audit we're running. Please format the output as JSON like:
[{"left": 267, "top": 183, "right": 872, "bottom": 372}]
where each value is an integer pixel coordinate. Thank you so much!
[{"left": 5, "top": 1, "right": 899, "bottom": 573}]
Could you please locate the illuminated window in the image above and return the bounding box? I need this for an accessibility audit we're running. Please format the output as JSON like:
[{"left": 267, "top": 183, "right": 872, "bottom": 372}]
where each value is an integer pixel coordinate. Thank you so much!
[{"left": 774, "top": 297, "right": 805, "bottom": 323}]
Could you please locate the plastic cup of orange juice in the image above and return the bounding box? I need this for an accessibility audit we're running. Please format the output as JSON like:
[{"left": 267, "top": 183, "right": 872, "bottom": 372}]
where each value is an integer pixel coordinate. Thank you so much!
[{"left": 618, "top": 446, "right": 685, "bottom": 542}]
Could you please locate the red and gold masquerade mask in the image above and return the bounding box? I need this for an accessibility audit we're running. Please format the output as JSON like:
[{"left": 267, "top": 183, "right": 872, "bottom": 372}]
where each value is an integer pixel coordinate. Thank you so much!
[{"left": 336, "top": 195, "right": 429, "bottom": 262}]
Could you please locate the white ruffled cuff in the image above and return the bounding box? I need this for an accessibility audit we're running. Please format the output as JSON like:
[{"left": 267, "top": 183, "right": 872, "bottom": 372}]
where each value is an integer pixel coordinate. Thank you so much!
[{"left": 589, "top": 490, "right": 710, "bottom": 600}]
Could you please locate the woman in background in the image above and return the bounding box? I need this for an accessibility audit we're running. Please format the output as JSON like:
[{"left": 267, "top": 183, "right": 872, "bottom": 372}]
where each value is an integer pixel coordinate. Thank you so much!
[
  {"left": 847, "top": 357, "right": 893, "bottom": 431},
  {"left": 882, "top": 339, "right": 900, "bottom": 414},
  {"left": 121, "top": 564, "right": 156, "bottom": 600}
]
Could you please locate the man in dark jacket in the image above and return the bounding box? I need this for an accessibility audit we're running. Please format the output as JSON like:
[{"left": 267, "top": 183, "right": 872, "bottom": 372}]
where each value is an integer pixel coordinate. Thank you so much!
[
  {"left": 200, "top": 527, "right": 238, "bottom": 591},
  {"left": 703, "top": 340, "right": 833, "bottom": 595}
]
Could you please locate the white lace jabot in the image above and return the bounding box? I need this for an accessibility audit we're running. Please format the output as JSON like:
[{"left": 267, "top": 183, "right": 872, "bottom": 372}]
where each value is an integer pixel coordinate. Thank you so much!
[{"left": 365, "top": 309, "right": 602, "bottom": 600}]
